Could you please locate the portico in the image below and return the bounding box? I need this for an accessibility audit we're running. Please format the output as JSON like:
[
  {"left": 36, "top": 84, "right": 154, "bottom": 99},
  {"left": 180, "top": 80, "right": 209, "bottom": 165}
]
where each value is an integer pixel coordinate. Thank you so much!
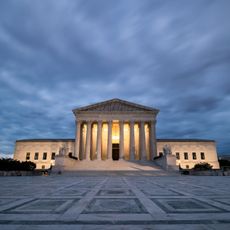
[{"left": 73, "top": 99, "right": 159, "bottom": 161}]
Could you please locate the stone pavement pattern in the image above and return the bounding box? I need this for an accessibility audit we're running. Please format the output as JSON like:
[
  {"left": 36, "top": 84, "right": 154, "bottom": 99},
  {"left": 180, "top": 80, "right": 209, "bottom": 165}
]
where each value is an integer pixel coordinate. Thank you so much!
[{"left": 0, "top": 173, "right": 230, "bottom": 229}]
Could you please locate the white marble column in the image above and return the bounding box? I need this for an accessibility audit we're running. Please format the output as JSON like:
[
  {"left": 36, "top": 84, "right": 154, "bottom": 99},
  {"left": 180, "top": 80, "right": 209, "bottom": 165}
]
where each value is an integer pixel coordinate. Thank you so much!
[
  {"left": 74, "top": 120, "right": 81, "bottom": 159},
  {"left": 107, "top": 120, "right": 112, "bottom": 160},
  {"left": 85, "top": 121, "right": 92, "bottom": 161},
  {"left": 140, "top": 121, "right": 147, "bottom": 160},
  {"left": 80, "top": 123, "right": 86, "bottom": 160},
  {"left": 119, "top": 120, "right": 124, "bottom": 160},
  {"left": 96, "top": 121, "right": 102, "bottom": 160},
  {"left": 129, "top": 121, "right": 135, "bottom": 160},
  {"left": 150, "top": 120, "right": 157, "bottom": 160}
]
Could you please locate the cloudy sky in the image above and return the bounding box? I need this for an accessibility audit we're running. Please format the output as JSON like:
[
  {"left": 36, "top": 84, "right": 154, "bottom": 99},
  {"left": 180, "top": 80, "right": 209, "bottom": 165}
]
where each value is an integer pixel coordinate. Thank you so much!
[{"left": 0, "top": 0, "right": 230, "bottom": 156}]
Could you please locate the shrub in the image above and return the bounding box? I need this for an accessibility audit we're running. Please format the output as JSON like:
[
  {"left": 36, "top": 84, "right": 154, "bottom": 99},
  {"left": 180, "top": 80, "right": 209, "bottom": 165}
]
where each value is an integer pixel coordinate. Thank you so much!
[
  {"left": 193, "top": 162, "right": 213, "bottom": 171},
  {"left": 219, "top": 159, "right": 230, "bottom": 167},
  {"left": 0, "top": 158, "right": 36, "bottom": 171}
]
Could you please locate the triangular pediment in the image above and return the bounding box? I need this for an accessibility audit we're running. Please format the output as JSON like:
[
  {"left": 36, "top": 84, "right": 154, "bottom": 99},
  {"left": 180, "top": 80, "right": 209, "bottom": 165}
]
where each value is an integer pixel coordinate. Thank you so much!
[{"left": 73, "top": 98, "right": 159, "bottom": 113}]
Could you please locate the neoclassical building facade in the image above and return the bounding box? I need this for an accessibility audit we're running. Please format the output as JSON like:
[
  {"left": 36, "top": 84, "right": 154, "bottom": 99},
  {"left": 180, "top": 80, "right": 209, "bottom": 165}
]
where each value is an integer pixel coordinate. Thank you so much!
[
  {"left": 14, "top": 99, "right": 220, "bottom": 170},
  {"left": 73, "top": 98, "right": 158, "bottom": 162}
]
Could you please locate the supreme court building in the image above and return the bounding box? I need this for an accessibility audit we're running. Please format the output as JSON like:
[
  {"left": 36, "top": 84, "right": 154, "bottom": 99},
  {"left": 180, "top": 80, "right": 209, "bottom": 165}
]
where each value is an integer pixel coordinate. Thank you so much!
[{"left": 14, "top": 99, "right": 220, "bottom": 170}]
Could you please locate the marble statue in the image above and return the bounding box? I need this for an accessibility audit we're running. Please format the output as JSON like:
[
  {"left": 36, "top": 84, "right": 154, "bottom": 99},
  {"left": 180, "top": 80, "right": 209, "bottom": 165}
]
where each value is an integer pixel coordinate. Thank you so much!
[{"left": 163, "top": 144, "right": 172, "bottom": 155}]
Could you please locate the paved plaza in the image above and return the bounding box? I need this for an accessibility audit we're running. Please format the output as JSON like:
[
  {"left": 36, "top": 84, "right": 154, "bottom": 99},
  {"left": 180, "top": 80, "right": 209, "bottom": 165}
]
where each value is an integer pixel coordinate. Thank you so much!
[{"left": 0, "top": 173, "right": 230, "bottom": 229}]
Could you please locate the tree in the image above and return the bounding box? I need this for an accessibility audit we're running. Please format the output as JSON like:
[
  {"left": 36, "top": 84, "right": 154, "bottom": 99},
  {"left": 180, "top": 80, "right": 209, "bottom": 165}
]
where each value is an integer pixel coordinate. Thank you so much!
[
  {"left": 0, "top": 158, "right": 36, "bottom": 171},
  {"left": 193, "top": 162, "right": 213, "bottom": 171},
  {"left": 219, "top": 159, "right": 230, "bottom": 167}
]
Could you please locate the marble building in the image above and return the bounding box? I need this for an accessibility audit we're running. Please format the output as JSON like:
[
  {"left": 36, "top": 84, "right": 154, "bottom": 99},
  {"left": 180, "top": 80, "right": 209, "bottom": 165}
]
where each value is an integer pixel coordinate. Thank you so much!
[{"left": 13, "top": 98, "right": 220, "bottom": 170}]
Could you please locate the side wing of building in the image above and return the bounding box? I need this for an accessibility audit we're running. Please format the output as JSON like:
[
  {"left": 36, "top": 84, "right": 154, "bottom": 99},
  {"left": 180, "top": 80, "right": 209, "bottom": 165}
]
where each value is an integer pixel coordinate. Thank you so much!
[
  {"left": 157, "top": 139, "right": 220, "bottom": 169},
  {"left": 14, "top": 139, "right": 75, "bottom": 169}
]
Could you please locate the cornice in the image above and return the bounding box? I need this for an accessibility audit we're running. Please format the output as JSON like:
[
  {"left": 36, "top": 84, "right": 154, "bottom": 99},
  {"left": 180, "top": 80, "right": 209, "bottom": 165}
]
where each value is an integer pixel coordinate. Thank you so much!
[{"left": 72, "top": 98, "right": 159, "bottom": 115}]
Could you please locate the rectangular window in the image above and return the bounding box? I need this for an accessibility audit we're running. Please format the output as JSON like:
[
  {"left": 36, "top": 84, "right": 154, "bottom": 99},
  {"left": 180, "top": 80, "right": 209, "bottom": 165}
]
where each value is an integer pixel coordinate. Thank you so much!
[
  {"left": 26, "top": 152, "right": 30, "bottom": 160},
  {"left": 51, "top": 152, "right": 55, "bottom": 160},
  {"left": 201, "top": 152, "right": 205, "bottom": 160},
  {"left": 43, "top": 152, "right": 47, "bottom": 160},
  {"left": 192, "top": 152, "right": 197, "bottom": 160},
  {"left": 184, "top": 152, "right": 188, "bottom": 160},
  {"left": 34, "top": 152, "right": 39, "bottom": 160},
  {"left": 176, "top": 152, "right": 180, "bottom": 160}
]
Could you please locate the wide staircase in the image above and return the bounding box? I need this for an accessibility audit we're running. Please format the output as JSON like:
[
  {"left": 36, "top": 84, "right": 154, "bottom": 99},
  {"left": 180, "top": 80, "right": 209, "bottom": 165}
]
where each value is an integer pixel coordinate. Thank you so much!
[{"left": 52, "top": 156, "right": 179, "bottom": 176}]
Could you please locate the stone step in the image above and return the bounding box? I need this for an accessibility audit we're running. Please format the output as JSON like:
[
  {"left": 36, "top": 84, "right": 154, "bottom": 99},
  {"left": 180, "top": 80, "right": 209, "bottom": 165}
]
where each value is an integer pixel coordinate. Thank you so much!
[{"left": 53, "top": 156, "right": 168, "bottom": 172}]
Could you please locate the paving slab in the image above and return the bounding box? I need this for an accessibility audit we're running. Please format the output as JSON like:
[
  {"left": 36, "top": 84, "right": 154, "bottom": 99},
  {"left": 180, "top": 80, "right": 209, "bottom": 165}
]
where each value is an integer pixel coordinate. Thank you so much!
[{"left": 0, "top": 173, "right": 229, "bottom": 229}]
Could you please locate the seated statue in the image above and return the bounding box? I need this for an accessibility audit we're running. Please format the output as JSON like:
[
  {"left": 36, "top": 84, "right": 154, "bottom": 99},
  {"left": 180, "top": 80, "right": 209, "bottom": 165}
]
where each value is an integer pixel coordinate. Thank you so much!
[
  {"left": 59, "top": 146, "right": 66, "bottom": 156},
  {"left": 163, "top": 144, "right": 172, "bottom": 156}
]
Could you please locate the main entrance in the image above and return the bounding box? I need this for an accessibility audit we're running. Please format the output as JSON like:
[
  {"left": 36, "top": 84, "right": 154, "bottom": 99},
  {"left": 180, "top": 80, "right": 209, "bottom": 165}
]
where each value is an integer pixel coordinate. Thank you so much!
[
  {"left": 112, "top": 143, "right": 119, "bottom": 160},
  {"left": 112, "top": 122, "right": 120, "bottom": 160}
]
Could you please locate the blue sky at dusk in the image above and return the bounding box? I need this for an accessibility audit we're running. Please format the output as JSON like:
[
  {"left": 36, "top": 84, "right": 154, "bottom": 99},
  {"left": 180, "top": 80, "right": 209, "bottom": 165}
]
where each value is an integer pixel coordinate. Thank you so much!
[{"left": 0, "top": 0, "right": 230, "bottom": 156}]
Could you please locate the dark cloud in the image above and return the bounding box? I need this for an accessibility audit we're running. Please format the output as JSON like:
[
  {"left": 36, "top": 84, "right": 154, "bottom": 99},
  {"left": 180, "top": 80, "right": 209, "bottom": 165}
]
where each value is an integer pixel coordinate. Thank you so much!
[{"left": 0, "top": 0, "right": 230, "bottom": 156}]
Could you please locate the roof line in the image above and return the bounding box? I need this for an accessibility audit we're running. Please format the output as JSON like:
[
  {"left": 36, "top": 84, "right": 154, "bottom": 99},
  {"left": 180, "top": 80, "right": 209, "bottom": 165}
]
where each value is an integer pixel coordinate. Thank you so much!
[
  {"left": 16, "top": 139, "right": 75, "bottom": 142},
  {"left": 72, "top": 98, "right": 159, "bottom": 113},
  {"left": 157, "top": 139, "right": 215, "bottom": 142}
]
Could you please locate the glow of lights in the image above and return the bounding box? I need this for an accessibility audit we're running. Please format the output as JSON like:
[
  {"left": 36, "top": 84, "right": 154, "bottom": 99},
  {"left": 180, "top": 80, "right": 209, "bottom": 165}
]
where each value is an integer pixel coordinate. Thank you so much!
[{"left": 112, "top": 135, "right": 119, "bottom": 141}]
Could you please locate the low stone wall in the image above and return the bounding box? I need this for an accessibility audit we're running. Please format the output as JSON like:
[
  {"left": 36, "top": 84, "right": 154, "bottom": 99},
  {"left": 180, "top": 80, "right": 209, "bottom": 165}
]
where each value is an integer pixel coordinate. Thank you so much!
[
  {"left": 0, "top": 170, "right": 45, "bottom": 176},
  {"left": 180, "top": 169, "right": 230, "bottom": 176}
]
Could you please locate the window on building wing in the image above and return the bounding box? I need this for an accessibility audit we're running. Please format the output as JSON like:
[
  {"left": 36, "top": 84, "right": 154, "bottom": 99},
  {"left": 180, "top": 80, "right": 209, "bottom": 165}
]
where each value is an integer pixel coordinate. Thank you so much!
[
  {"left": 34, "top": 152, "right": 39, "bottom": 160},
  {"left": 200, "top": 152, "right": 205, "bottom": 160},
  {"left": 184, "top": 152, "right": 188, "bottom": 160},
  {"left": 43, "top": 152, "right": 47, "bottom": 160},
  {"left": 192, "top": 152, "right": 197, "bottom": 160},
  {"left": 26, "top": 152, "right": 30, "bottom": 160},
  {"left": 51, "top": 152, "right": 55, "bottom": 160},
  {"left": 176, "top": 152, "right": 180, "bottom": 160}
]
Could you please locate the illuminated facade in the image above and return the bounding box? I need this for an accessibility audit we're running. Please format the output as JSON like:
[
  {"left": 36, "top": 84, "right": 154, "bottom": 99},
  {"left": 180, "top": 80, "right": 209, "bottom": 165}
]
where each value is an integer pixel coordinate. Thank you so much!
[
  {"left": 14, "top": 99, "right": 220, "bottom": 170},
  {"left": 73, "top": 98, "right": 158, "bottom": 161}
]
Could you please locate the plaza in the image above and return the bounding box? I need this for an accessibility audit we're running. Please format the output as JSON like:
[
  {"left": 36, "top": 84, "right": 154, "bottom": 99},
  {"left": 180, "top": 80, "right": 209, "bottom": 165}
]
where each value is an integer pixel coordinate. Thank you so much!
[{"left": 0, "top": 173, "right": 230, "bottom": 229}]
